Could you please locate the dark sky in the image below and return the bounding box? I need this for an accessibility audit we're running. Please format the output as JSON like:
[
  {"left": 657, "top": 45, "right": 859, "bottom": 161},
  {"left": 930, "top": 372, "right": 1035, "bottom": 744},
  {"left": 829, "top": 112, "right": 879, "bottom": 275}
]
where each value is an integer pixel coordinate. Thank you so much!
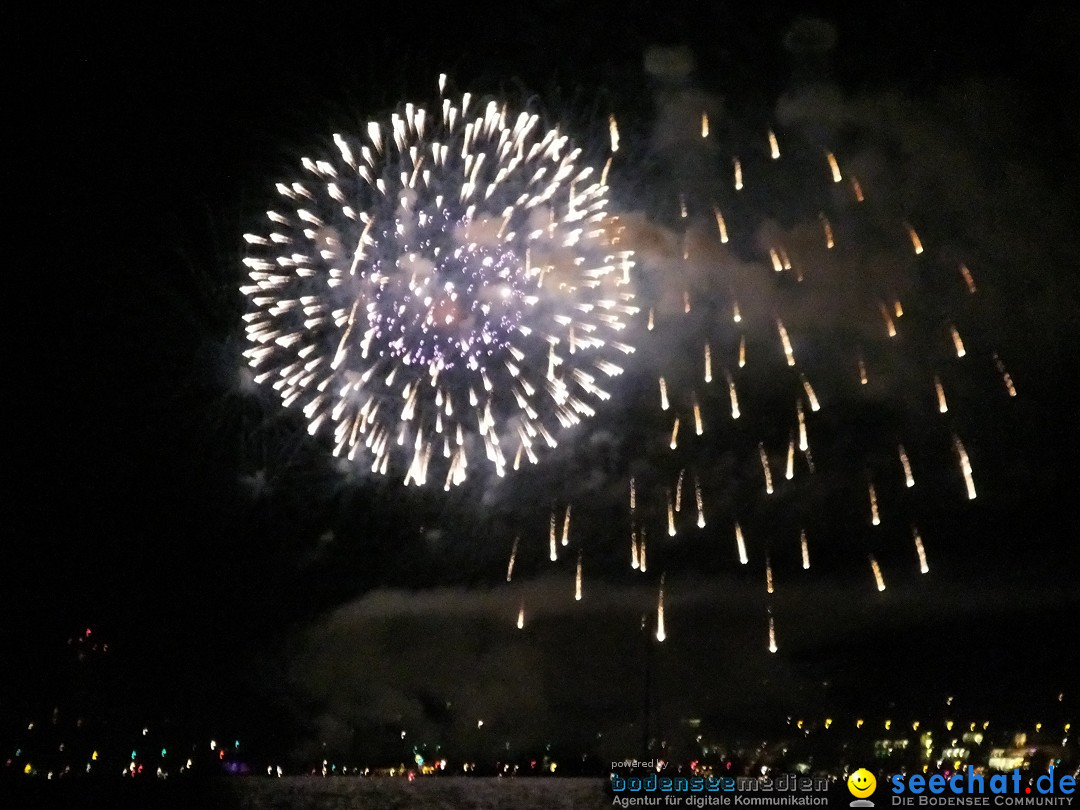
[{"left": 6, "top": 2, "right": 1079, "bottom": 762}]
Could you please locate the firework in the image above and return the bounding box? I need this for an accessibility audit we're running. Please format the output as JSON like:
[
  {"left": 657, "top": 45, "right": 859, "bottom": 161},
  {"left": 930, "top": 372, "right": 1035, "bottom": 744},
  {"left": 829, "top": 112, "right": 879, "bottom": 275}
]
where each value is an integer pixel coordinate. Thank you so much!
[
  {"left": 655, "top": 573, "right": 667, "bottom": 642},
  {"left": 241, "top": 79, "right": 635, "bottom": 487}
]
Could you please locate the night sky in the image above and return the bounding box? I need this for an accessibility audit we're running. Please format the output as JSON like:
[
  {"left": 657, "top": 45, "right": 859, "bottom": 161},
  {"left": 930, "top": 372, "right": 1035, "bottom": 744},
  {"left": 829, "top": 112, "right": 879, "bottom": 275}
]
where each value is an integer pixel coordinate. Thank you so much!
[{"left": 7, "top": 2, "right": 1079, "bottom": 764}]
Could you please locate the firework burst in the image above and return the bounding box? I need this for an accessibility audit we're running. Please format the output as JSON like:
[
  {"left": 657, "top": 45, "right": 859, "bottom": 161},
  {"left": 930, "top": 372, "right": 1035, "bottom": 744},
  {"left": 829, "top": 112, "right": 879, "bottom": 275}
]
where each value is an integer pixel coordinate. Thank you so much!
[{"left": 241, "top": 77, "right": 636, "bottom": 488}]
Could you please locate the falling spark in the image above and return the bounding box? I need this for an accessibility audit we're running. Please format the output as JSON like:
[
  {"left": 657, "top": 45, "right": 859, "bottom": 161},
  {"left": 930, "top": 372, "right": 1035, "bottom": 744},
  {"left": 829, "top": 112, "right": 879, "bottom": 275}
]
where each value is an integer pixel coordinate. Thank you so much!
[
  {"left": 913, "top": 526, "right": 930, "bottom": 574},
  {"left": 701, "top": 112, "right": 709, "bottom": 139},
  {"left": 727, "top": 372, "right": 741, "bottom": 419},
  {"left": 851, "top": 175, "right": 865, "bottom": 201},
  {"left": 667, "top": 491, "right": 676, "bottom": 536},
  {"left": 768, "top": 612, "right": 778, "bottom": 653},
  {"left": 759, "top": 444, "right": 774, "bottom": 494},
  {"left": 648, "top": 308, "right": 655, "bottom": 331},
  {"left": 549, "top": 512, "right": 557, "bottom": 562},
  {"left": 898, "top": 444, "right": 915, "bottom": 487},
  {"left": 765, "top": 557, "right": 774, "bottom": 594},
  {"left": 934, "top": 375, "right": 949, "bottom": 414},
  {"left": 858, "top": 352, "right": 868, "bottom": 385},
  {"left": 905, "top": 222, "right": 924, "bottom": 254},
  {"left": 800, "top": 374, "right": 821, "bottom": 411},
  {"left": 735, "top": 522, "right": 748, "bottom": 564},
  {"left": 738, "top": 335, "right": 746, "bottom": 368},
  {"left": 608, "top": 115, "right": 620, "bottom": 153},
  {"left": 683, "top": 290, "right": 691, "bottom": 313},
  {"left": 819, "top": 213, "right": 834, "bottom": 248},
  {"left": 797, "top": 400, "right": 808, "bottom": 452},
  {"left": 768, "top": 129, "right": 780, "bottom": 159},
  {"left": 959, "top": 263, "right": 977, "bottom": 294},
  {"left": 800, "top": 529, "right": 810, "bottom": 569},
  {"left": 733, "top": 301, "right": 742, "bottom": 323},
  {"left": 669, "top": 416, "right": 680, "bottom": 450},
  {"left": 993, "top": 353, "right": 1017, "bottom": 397},
  {"left": 506, "top": 536, "right": 518, "bottom": 582},
  {"left": 953, "top": 435, "right": 977, "bottom": 500},
  {"left": 693, "top": 395, "right": 703, "bottom": 435},
  {"left": 870, "top": 556, "right": 886, "bottom": 592},
  {"left": 714, "top": 208, "right": 729, "bottom": 243},
  {"left": 679, "top": 194, "right": 688, "bottom": 220},
  {"left": 868, "top": 482, "right": 880, "bottom": 526},
  {"left": 826, "top": 151, "right": 842, "bottom": 182},
  {"left": 704, "top": 343, "right": 713, "bottom": 383},
  {"left": 894, "top": 299, "right": 904, "bottom": 318},
  {"left": 879, "top": 302, "right": 897, "bottom": 337},
  {"left": 675, "top": 469, "right": 685, "bottom": 512},
  {"left": 659, "top": 377, "right": 669, "bottom": 410},
  {"left": 561, "top": 505, "right": 571, "bottom": 546},
  {"left": 517, "top": 601, "right": 525, "bottom": 630},
  {"left": 777, "top": 320, "right": 795, "bottom": 366},
  {"left": 733, "top": 158, "right": 743, "bottom": 190},
  {"left": 694, "top": 475, "right": 705, "bottom": 528},
  {"left": 785, "top": 436, "right": 795, "bottom": 480},
  {"left": 950, "top": 325, "right": 967, "bottom": 358},
  {"left": 639, "top": 529, "right": 648, "bottom": 572},
  {"left": 652, "top": 578, "right": 669, "bottom": 644},
  {"left": 631, "top": 529, "right": 639, "bottom": 570},
  {"left": 575, "top": 551, "right": 583, "bottom": 601},
  {"left": 629, "top": 477, "right": 636, "bottom": 513}
]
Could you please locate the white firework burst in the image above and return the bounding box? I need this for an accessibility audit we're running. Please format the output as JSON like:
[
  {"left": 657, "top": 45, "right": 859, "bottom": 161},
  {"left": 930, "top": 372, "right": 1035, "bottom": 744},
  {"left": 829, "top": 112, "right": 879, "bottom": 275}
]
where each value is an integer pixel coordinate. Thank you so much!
[{"left": 241, "top": 79, "right": 636, "bottom": 489}]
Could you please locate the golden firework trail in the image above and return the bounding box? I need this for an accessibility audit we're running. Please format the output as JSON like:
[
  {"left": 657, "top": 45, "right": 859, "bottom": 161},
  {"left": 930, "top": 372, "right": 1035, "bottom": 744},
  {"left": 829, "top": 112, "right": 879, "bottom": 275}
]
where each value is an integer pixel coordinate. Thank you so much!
[
  {"left": 870, "top": 556, "right": 886, "bottom": 592},
  {"left": 735, "top": 522, "right": 749, "bottom": 565},
  {"left": 935, "top": 375, "right": 949, "bottom": 413},
  {"left": 656, "top": 573, "right": 667, "bottom": 642},
  {"left": 913, "top": 526, "right": 930, "bottom": 574},
  {"left": 953, "top": 435, "right": 977, "bottom": 500},
  {"left": 826, "top": 151, "right": 842, "bottom": 182},
  {"left": 506, "top": 536, "right": 518, "bottom": 582},
  {"left": 898, "top": 444, "right": 915, "bottom": 488},
  {"left": 959, "top": 262, "right": 977, "bottom": 294},
  {"left": 575, "top": 550, "right": 583, "bottom": 601},
  {"left": 759, "top": 443, "right": 775, "bottom": 495},
  {"left": 950, "top": 325, "right": 967, "bottom": 358},
  {"left": 905, "top": 222, "right": 924, "bottom": 254},
  {"left": 993, "top": 353, "right": 1017, "bottom": 397},
  {"left": 549, "top": 512, "right": 557, "bottom": 562},
  {"left": 714, "top": 208, "right": 729, "bottom": 243},
  {"left": 820, "top": 212, "right": 834, "bottom": 248}
]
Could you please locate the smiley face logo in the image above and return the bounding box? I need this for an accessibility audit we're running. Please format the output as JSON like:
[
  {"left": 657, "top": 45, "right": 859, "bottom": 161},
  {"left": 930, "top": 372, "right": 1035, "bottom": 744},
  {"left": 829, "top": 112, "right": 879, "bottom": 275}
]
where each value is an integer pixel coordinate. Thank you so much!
[{"left": 848, "top": 768, "right": 877, "bottom": 798}]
